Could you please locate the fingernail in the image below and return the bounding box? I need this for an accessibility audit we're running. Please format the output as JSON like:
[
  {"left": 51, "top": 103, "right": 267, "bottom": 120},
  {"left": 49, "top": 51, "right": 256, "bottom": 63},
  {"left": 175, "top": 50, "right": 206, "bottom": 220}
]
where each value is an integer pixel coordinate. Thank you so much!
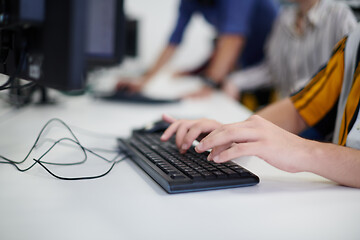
[
  {"left": 196, "top": 142, "right": 203, "bottom": 151},
  {"left": 207, "top": 154, "right": 212, "bottom": 161},
  {"left": 213, "top": 156, "right": 220, "bottom": 163},
  {"left": 181, "top": 144, "right": 188, "bottom": 150}
]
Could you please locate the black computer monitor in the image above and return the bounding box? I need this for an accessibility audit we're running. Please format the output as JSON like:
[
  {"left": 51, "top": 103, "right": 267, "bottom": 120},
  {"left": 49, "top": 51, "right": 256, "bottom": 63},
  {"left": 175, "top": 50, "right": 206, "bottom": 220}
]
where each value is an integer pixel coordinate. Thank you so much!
[{"left": 0, "top": 0, "right": 125, "bottom": 91}]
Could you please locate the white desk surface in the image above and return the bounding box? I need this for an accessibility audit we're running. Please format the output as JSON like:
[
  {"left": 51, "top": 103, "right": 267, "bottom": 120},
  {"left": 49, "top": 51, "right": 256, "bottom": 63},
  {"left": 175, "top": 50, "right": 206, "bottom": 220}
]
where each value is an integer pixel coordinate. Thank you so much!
[{"left": 0, "top": 75, "right": 360, "bottom": 240}]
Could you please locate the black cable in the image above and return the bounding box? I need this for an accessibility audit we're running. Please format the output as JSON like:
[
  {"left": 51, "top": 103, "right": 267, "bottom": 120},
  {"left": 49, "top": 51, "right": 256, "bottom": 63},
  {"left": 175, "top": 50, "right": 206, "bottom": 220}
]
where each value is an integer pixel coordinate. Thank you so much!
[
  {"left": 30, "top": 137, "right": 88, "bottom": 166},
  {"left": 1, "top": 81, "right": 37, "bottom": 90},
  {"left": 0, "top": 137, "right": 88, "bottom": 171},
  {"left": 36, "top": 137, "right": 120, "bottom": 165},
  {"left": 0, "top": 137, "right": 127, "bottom": 179},
  {"left": 4, "top": 120, "right": 79, "bottom": 163},
  {"left": 0, "top": 138, "right": 125, "bottom": 171},
  {"left": 39, "top": 137, "right": 119, "bottom": 153},
  {"left": 33, "top": 138, "right": 126, "bottom": 180},
  {"left": 0, "top": 118, "right": 128, "bottom": 180},
  {"left": 0, "top": 154, "right": 127, "bottom": 181},
  {"left": 33, "top": 159, "right": 119, "bottom": 181},
  {"left": 0, "top": 118, "right": 82, "bottom": 164}
]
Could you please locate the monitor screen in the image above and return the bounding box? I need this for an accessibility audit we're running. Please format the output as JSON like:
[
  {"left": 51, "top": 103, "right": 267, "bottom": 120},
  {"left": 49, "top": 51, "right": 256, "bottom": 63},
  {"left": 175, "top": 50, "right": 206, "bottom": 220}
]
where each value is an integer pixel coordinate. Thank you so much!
[
  {"left": 86, "top": 0, "right": 125, "bottom": 69},
  {"left": 0, "top": 0, "right": 125, "bottom": 91},
  {"left": 87, "top": 0, "right": 116, "bottom": 58}
]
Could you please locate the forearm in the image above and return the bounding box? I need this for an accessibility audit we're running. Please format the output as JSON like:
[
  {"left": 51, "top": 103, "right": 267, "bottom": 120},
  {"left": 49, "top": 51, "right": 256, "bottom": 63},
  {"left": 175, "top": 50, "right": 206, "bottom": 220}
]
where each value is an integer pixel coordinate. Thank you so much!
[
  {"left": 143, "top": 44, "right": 177, "bottom": 83},
  {"left": 205, "top": 35, "right": 245, "bottom": 82},
  {"left": 256, "top": 98, "right": 307, "bottom": 134},
  {"left": 302, "top": 140, "right": 360, "bottom": 188},
  {"left": 258, "top": 99, "right": 360, "bottom": 187}
]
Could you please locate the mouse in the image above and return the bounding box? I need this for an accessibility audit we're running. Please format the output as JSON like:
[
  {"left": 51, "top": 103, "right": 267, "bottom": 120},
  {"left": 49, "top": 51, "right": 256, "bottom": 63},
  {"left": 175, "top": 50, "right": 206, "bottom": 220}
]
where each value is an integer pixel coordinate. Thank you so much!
[{"left": 135, "top": 119, "right": 171, "bottom": 133}]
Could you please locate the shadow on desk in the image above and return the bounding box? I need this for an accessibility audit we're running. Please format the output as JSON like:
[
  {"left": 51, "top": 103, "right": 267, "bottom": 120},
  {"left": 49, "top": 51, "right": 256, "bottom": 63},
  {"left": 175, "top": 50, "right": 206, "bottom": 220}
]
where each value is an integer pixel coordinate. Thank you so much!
[
  {"left": 229, "top": 156, "right": 343, "bottom": 195},
  {"left": 126, "top": 158, "right": 169, "bottom": 196},
  {"left": 252, "top": 177, "right": 339, "bottom": 194},
  {"left": 126, "top": 154, "right": 340, "bottom": 196}
]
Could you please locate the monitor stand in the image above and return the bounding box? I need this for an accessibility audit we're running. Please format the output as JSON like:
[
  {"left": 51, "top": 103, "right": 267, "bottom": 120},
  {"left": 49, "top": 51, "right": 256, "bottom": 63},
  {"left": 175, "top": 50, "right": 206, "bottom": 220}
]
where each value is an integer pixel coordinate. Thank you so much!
[{"left": 9, "top": 79, "right": 56, "bottom": 107}]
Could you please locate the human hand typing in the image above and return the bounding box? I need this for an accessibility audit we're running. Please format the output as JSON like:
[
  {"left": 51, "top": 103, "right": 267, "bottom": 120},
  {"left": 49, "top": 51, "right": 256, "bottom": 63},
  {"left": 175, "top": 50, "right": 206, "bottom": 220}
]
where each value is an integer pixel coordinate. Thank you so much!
[
  {"left": 195, "top": 115, "right": 312, "bottom": 173},
  {"left": 160, "top": 114, "right": 222, "bottom": 154}
]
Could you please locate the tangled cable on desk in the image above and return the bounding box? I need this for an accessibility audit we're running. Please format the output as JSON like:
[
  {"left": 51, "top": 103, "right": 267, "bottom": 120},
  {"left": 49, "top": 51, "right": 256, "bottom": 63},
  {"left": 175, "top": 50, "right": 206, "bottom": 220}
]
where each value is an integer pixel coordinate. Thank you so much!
[{"left": 0, "top": 118, "right": 128, "bottom": 180}]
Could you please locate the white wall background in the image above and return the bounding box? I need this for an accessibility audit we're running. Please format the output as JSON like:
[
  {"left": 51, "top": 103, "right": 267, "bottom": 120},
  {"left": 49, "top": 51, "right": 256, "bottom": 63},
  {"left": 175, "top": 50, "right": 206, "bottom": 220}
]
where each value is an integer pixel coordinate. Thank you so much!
[{"left": 124, "top": 0, "right": 215, "bottom": 72}]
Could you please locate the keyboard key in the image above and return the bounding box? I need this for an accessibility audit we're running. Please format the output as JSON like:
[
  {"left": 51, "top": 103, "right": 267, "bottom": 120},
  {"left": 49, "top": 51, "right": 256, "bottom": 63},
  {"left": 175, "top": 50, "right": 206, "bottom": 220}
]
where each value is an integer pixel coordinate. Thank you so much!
[
  {"left": 212, "top": 171, "right": 227, "bottom": 178},
  {"left": 188, "top": 173, "right": 203, "bottom": 180},
  {"left": 200, "top": 172, "right": 216, "bottom": 179},
  {"left": 220, "top": 169, "right": 239, "bottom": 178},
  {"left": 170, "top": 174, "right": 186, "bottom": 180}
]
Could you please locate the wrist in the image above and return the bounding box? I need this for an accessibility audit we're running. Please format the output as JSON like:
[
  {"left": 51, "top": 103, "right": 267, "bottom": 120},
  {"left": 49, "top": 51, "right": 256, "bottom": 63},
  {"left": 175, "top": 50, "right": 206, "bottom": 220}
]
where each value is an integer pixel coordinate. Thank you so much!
[
  {"left": 139, "top": 73, "right": 152, "bottom": 84},
  {"left": 298, "top": 139, "right": 327, "bottom": 173},
  {"left": 142, "top": 69, "right": 156, "bottom": 80},
  {"left": 200, "top": 74, "right": 222, "bottom": 89}
]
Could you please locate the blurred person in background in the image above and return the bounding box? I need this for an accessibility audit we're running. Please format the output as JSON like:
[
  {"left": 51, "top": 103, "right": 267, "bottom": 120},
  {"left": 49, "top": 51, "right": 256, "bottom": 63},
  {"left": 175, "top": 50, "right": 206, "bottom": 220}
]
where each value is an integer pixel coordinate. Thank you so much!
[
  {"left": 116, "top": 0, "right": 279, "bottom": 98},
  {"left": 160, "top": 24, "right": 360, "bottom": 188},
  {"left": 223, "top": 0, "right": 357, "bottom": 108}
]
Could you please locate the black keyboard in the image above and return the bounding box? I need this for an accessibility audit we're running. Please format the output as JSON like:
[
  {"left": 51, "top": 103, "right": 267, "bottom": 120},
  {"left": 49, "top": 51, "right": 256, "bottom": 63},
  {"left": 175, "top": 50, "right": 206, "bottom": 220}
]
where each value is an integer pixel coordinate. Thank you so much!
[
  {"left": 100, "top": 90, "right": 180, "bottom": 104},
  {"left": 118, "top": 131, "right": 259, "bottom": 193}
]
